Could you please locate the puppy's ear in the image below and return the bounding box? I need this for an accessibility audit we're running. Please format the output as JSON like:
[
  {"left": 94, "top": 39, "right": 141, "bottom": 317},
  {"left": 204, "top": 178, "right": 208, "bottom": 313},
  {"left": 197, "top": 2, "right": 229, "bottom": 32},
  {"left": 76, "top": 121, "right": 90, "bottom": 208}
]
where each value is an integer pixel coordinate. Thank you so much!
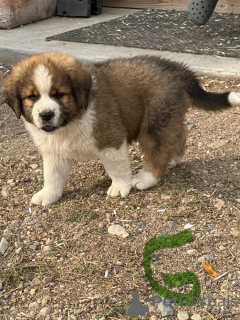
[
  {"left": 68, "top": 63, "right": 92, "bottom": 109},
  {"left": 2, "top": 72, "right": 21, "bottom": 119}
]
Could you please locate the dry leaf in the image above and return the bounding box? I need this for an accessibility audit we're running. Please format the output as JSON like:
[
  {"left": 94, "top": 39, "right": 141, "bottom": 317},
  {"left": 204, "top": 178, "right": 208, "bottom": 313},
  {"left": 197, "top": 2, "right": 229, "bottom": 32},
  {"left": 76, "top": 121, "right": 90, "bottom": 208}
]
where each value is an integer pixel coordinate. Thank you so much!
[{"left": 202, "top": 262, "right": 218, "bottom": 278}]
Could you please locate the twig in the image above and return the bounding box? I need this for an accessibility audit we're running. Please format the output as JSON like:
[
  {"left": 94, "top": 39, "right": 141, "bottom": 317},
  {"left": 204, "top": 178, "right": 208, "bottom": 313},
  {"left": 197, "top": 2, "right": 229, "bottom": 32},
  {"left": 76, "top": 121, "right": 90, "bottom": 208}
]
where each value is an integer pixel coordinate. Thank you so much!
[
  {"left": 214, "top": 270, "right": 229, "bottom": 280},
  {"left": 84, "top": 170, "right": 105, "bottom": 196},
  {"left": 204, "top": 309, "right": 217, "bottom": 320}
]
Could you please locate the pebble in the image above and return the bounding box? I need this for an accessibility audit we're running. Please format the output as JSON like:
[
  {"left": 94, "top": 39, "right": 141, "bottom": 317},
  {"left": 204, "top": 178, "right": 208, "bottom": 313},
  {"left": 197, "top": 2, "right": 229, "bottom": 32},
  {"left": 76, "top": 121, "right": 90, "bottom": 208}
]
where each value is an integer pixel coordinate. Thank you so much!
[
  {"left": 198, "top": 256, "right": 206, "bottom": 263},
  {"left": 31, "top": 277, "right": 41, "bottom": 286},
  {"left": 0, "top": 237, "right": 9, "bottom": 254},
  {"left": 202, "top": 254, "right": 215, "bottom": 261},
  {"left": 202, "top": 170, "right": 208, "bottom": 174},
  {"left": 41, "top": 295, "right": 51, "bottom": 307},
  {"left": 191, "top": 314, "right": 201, "bottom": 320},
  {"left": 98, "top": 222, "right": 104, "bottom": 229},
  {"left": 30, "top": 288, "right": 36, "bottom": 296},
  {"left": 43, "top": 277, "right": 52, "bottom": 285},
  {"left": 208, "top": 140, "right": 228, "bottom": 149},
  {"left": 168, "top": 221, "right": 179, "bottom": 229},
  {"left": 187, "top": 249, "right": 198, "bottom": 256},
  {"left": 232, "top": 229, "right": 240, "bottom": 237},
  {"left": 149, "top": 316, "right": 158, "bottom": 320},
  {"left": 30, "top": 164, "right": 38, "bottom": 169},
  {"left": 39, "top": 307, "right": 50, "bottom": 317},
  {"left": 7, "top": 179, "right": 14, "bottom": 184},
  {"left": 15, "top": 247, "right": 22, "bottom": 255},
  {"left": 177, "top": 311, "right": 189, "bottom": 320},
  {"left": 29, "top": 301, "right": 39, "bottom": 309},
  {"left": 0, "top": 280, "right": 3, "bottom": 291},
  {"left": 108, "top": 224, "right": 129, "bottom": 238},
  {"left": 42, "top": 245, "right": 50, "bottom": 253},
  {"left": 1, "top": 187, "right": 9, "bottom": 198},
  {"left": 207, "top": 224, "right": 215, "bottom": 229},
  {"left": 158, "top": 301, "right": 174, "bottom": 317},
  {"left": 219, "top": 245, "right": 225, "bottom": 251},
  {"left": 187, "top": 123, "right": 196, "bottom": 130}
]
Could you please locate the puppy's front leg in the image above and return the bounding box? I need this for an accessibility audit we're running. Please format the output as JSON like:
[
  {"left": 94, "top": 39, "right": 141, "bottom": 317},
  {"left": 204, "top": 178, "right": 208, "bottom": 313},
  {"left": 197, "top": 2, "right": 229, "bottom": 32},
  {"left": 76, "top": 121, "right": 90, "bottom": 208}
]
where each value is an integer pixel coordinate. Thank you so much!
[
  {"left": 99, "top": 140, "right": 132, "bottom": 197},
  {"left": 31, "top": 153, "right": 73, "bottom": 206}
]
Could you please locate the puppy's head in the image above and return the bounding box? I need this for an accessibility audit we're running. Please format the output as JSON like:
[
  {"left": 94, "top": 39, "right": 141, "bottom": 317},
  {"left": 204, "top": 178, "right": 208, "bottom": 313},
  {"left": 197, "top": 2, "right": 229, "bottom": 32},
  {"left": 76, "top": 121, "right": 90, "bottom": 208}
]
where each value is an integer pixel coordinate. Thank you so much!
[{"left": 2, "top": 52, "right": 92, "bottom": 132}]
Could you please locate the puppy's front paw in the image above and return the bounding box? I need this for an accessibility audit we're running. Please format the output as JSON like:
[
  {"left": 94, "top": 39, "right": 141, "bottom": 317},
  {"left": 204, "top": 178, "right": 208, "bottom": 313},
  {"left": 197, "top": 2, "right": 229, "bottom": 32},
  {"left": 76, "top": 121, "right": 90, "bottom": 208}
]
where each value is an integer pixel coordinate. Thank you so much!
[
  {"left": 31, "top": 188, "right": 62, "bottom": 206},
  {"left": 107, "top": 181, "right": 132, "bottom": 197}
]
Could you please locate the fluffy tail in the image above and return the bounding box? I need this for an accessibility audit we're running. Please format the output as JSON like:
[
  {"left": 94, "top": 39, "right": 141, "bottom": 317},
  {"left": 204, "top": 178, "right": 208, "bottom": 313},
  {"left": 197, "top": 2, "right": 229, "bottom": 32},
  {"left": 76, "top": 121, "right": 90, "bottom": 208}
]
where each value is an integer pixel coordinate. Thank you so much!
[{"left": 188, "top": 80, "right": 240, "bottom": 111}]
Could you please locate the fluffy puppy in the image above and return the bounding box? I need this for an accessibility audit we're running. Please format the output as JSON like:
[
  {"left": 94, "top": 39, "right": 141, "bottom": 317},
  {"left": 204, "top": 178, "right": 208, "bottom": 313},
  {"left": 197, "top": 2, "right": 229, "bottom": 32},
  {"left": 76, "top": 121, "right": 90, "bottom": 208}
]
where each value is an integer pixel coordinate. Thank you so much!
[{"left": 2, "top": 52, "right": 240, "bottom": 206}]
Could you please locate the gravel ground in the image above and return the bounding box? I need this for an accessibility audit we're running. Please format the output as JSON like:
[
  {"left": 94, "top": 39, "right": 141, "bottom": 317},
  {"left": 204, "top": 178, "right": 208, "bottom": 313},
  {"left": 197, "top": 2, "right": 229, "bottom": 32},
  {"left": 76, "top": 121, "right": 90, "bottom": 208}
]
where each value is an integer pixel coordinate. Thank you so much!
[{"left": 0, "top": 64, "right": 240, "bottom": 320}]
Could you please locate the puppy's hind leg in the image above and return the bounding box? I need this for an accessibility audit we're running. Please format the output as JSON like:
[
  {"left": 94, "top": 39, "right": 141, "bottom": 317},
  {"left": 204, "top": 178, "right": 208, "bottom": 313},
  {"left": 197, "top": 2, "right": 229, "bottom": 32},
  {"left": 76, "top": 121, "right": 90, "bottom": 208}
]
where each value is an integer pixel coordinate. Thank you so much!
[
  {"left": 99, "top": 140, "right": 132, "bottom": 197},
  {"left": 132, "top": 140, "right": 172, "bottom": 190},
  {"left": 132, "top": 122, "right": 186, "bottom": 191}
]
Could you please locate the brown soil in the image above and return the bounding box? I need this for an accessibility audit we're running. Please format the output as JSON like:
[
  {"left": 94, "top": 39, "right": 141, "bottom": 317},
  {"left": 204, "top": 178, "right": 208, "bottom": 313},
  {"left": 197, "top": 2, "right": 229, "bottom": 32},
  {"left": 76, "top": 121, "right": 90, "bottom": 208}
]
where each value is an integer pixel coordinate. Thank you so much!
[{"left": 0, "top": 64, "right": 239, "bottom": 320}]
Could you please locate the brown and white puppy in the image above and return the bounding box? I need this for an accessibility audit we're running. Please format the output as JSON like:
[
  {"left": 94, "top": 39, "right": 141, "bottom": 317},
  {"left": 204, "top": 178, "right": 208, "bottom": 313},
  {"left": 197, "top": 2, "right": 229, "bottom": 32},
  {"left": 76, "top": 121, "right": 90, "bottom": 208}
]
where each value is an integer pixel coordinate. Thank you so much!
[{"left": 2, "top": 52, "right": 240, "bottom": 206}]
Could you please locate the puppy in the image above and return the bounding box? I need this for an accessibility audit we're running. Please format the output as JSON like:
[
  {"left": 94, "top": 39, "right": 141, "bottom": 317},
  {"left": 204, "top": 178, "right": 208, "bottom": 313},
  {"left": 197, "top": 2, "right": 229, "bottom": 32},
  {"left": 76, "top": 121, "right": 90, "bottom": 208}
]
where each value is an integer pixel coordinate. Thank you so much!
[{"left": 2, "top": 52, "right": 240, "bottom": 206}]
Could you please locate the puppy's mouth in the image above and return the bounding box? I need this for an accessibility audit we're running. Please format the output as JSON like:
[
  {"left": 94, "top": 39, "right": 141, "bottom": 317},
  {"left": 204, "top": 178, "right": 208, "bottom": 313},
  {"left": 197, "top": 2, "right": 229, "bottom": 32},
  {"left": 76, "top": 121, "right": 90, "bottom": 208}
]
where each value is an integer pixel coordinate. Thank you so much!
[{"left": 41, "top": 119, "right": 68, "bottom": 133}]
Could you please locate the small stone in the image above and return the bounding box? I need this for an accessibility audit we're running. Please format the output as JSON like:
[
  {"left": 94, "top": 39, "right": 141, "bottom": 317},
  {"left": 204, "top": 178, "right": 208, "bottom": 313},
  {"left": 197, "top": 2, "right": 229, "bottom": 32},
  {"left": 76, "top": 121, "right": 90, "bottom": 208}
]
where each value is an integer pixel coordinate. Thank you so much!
[
  {"left": 0, "top": 280, "right": 3, "bottom": 291},
  {"left": 187, "top": 249, "right": 198, "bottom": 256},
  {"left": 41, "top": 295, "right": 51, "bottom": 307},
  {"left": 0, "top": 237, "right": 9, "bottom": 254},
  {"left": 213, "top": 198, "right": 225, "bottom": 211},
  {"left": 108, "top": 224, "right": 129, "bottom": 238},
  {"left": 106, "top": 213, "right": 111, "bottom": 221},
  {"left": 43, "top": 277, "right": 52, "bottom": 285},
  {"left": 208, "top": 140, "right": 228, "bottom": 149},
  {"left": 198, "top": 256, "right": 206, "bottom": 263},
  {"left": 232, "top": 229, "right": 240, "bottom": 237},
  {"left": 29, "top": 301, "right": 39, "bottom": 309},
  {"left": 39, "top": 307, "right": 50, "bottom": 317},
  {"left": 177, "top": 311, "right": 189, "bottom": 320},
  {"left": 207, "top": 224, "right": 215, "bottom": 229},
  {"left": 30, "top": 288, "right": 36, "bottom": 296},
  {"left": 191, "top": 314, "right": 201, "bottom": 320},
  {"left": 158, "top": 301, "right": 174, "bottom": 317},
  {"left": 202, "top": 254, "right": 215, "bottom": 261},
  {"left": 137, "top": 221, "right": 146, "bottom": 227},
  {"left": 133, "top": 212, "right": 138, "bottom": 218},
  {"left": 30, "top": 164, "right": 38, "bottom": 170},
  {"left": 45, "top": 238, "right": 52, "bottom": 245},
  {"left": 202, "top": 170, "right": 208, "bottom": 174},
  {"left": 98, "top": 222, "right": 104, "bottom": 229},
  {"left": 168, "top": 221, "right": 179, "bottom": 229},
  {"left": 219, "top": 245, "right": 225, "bottom": 251},
  {"left": 7, "top": 179, "right": 14, "bottom": 184},
  {"left": 42, "top": 245, "right": 50, "bottom": 253},
  {"left": 31, "top": 277, "right": 41, "bottom": 286},
  {"left": 15, "top": 247, "right": 22, "bottom": 255},
  {"left": 29, "top": 244, "right": 37, "bottom": 250},
  {"left": 1, "top": 187, "right": 9, "bottom": 198},
  {"left": 99, "top": 317, "right": 106, "bottom": 320},
  {"left": 236, "top": 199, "right": 240, "bottom": 203},
  {"left": 187, "top": 123, "right": 196, "bottom": 130},
  {"left": 149, "top": 316, "right": 158, "bottom": 320}
]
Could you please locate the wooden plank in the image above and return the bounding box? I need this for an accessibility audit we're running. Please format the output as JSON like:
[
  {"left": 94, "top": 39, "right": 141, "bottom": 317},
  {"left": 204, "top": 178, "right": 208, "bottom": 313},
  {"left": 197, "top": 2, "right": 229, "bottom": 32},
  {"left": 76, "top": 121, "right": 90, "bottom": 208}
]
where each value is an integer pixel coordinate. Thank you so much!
[{"left": 103, "top": 0, "right": 240, "bottom": 14}]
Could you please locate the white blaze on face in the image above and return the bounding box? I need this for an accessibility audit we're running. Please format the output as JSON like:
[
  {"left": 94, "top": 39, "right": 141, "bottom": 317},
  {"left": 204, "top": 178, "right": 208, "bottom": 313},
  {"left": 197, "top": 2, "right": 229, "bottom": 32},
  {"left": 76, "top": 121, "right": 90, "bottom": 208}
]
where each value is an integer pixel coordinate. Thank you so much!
[{"left": 32, "top": 64, "right": 61, "bottom": 128}]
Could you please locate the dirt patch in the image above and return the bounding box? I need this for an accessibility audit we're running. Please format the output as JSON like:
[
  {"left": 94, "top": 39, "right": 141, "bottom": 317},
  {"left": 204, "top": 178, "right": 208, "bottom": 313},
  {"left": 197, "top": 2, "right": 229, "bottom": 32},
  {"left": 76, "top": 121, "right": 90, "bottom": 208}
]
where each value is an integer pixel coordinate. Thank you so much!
[{"left": 0, "top": 64, "right": 240, "bottom": 320}]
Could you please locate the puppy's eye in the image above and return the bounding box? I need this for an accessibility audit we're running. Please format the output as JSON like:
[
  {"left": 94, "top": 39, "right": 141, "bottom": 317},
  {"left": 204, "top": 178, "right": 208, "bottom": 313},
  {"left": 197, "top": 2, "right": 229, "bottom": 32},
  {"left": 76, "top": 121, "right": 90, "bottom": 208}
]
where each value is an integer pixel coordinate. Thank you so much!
[
  {"left": 54, "top": 92, "right": 64, "bottom": 99},
  {"left": 28, "top": 94, "right": 38, "bottom": 101}
]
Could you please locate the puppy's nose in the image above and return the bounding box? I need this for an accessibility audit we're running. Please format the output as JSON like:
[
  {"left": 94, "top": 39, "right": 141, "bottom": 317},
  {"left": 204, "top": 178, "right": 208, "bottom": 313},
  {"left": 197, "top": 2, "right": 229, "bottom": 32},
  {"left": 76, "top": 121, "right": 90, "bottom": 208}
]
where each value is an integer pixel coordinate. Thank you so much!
[{"left": 39, "top": 110, "right": 55, "bottom": 122}]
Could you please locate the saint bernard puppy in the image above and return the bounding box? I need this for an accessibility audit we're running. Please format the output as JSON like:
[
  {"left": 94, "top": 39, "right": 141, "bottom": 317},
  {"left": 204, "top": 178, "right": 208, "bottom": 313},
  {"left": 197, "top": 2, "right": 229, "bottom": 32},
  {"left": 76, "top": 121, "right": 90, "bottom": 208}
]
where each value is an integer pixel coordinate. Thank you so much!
[{"left": 2, "top": 52, "right": 240, "bottom": 206}]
